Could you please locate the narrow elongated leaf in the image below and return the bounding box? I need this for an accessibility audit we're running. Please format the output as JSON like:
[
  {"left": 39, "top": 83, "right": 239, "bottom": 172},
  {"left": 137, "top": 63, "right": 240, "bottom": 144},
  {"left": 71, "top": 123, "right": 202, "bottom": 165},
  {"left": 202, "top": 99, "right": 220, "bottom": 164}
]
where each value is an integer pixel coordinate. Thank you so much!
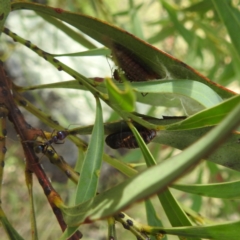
[
  {"left": 190, "top": 168, "right": 203, "bottom": 212},
  {"left": 145, "top": 200, "right": 164, "bottom": 228},
  {"left": 158, "top": 190, "right": 195, "bottom": 232},
  {"left": 52, "top": 47, "right": 111, "bottom": 57},
  {"left": 75, "top": 98, "right": 104, "bottom": 204},
  {"left": 37, "top": 12, "right": 97, "bottom": 49},
  {"left": 0, "top": 207, "right": 24, "bottom": 240},
  {"left": 103, "top": 153, "right": 138, "bottom": 178},
  {"left": 167, "top": 95, "right": 240, "bottom": 130},
  {"left": 132, "top": 80, "right": 223, "bottom": 114},
  {"left": 17, "top": 86, "right": 240, "bottom": 172},
  {"left": 172, "top": 180, "right": 240, "bottom": 199},
  {"left": 11, "top": 2, "right": 236, "bottom": 99},
  {"left": 0, "top": 0, "right": 11, "bottom": 35},
  {"left": 150, "top": 220, "right": 240, "bottom": 240},
  {"left": 129, "top": 124, "right": 196, "bottom": 237},
  {"left": 25, "top": 170, "right": 38, "bottom": 240},
  {"left": 105, "top": 78, "right": 135, "bottom": 112},
  {"left": 180, "top": 205, "right": 211, "bottom": 225},
  {"left": 183, "top": 0, "right": 213, "bottom": 13},
  {"left": 129, "top": 124, "right": 156, "bottom": 167},
  {"left": 21, "top": 79, "right": 223, "bottom": 114},
  {"left": 212, "top": 0, "right": 240, "bottom": 59},
  {"left": 145, "top": 200, "right": 167, "bottom": 240},
  {"left": 60, "top": 102, "right": 240, "bottom": 226},
  {"left": 18, "top": 84, "right": 239, "bottom": 172},
  {"left": 61, "top": 98, "right": 104, "bottom": 239},
  {"left": 130, "top": 124, "right": 195, "bottom": 236},
  {"left": 154, "top": 128, "right": 240, "bottom": 171},
  {"left": 60, "top": 227, "right": 78, "bottom": 240},
  {"left": 161, "top": 0, "right": 194, "bottom": 45}
]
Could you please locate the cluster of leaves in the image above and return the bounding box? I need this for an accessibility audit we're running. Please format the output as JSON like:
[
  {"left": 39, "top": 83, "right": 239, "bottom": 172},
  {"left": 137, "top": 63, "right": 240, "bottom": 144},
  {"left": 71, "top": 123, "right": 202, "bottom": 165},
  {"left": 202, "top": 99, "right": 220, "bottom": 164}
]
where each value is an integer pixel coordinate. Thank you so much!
[{"left": 1, "top": 0, "right": 240, "bottom": 239}]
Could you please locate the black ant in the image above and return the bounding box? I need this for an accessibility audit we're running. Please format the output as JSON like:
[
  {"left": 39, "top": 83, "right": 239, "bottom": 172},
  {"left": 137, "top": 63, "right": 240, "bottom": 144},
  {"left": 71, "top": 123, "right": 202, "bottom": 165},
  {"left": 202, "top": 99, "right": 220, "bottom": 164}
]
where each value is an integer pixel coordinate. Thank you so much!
[{"left": 33, "top": 130, "right": 68, "bottom": 154}]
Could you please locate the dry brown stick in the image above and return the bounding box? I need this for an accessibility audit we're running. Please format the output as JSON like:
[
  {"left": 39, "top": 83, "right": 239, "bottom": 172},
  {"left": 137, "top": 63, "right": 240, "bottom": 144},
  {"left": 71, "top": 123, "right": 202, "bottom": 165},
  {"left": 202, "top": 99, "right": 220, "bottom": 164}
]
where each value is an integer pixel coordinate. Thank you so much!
[{"left": 0, "top": 61, "right": 82, "bottom": 239}]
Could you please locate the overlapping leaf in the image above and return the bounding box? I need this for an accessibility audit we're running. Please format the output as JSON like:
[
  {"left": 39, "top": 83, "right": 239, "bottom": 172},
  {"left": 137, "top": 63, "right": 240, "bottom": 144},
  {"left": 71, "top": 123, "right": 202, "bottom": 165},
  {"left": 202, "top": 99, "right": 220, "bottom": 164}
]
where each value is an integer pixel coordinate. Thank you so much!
[
  {"left": 172, "top": 180, "right": 240, "bottom": 199},
  {"left": 75, "top": 98, "right": 104, "bottom": 204},
  {"left": 167, "top": 95, "right": 240, "bottom": 130},
  {"left": 11, "top": 2, "right": 236, "bottom": 99},
  {"left": 212, "top": 0, "right": 240, "bottom": 59},
  {"left": 150, "top": 220, "right": 240, "bottom": 240},
  {"left": 20, "top": 79, "right": 223, "bottom": 114},
  {"left": 60, "top": 102, "right": 240, "bottom": 226},
  {"left": 105, "top": 78, "right": 135, "bottom": 112}
]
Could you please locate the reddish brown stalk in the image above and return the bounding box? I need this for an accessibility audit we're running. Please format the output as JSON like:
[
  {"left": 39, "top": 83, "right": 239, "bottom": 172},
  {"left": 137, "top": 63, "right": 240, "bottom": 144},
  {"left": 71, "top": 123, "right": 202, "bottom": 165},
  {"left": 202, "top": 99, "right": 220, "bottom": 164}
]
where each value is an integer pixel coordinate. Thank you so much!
[{"left": 0, "top": 62, "right": 82, "bottom": 239}]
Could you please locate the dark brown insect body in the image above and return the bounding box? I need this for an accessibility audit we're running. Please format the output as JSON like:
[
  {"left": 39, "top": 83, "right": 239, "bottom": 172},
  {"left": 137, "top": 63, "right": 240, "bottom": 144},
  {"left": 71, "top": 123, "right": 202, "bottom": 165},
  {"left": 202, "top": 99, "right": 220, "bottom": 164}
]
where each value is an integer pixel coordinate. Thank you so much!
[
  {"left": 34, "top": 130, "right": 68, "bottom": 154},
  {"left": 112, "top": 43, "right": 161, "bottom": 82},
  {"left": 105, "top": 129, "right": 156, "bottom": 149}
]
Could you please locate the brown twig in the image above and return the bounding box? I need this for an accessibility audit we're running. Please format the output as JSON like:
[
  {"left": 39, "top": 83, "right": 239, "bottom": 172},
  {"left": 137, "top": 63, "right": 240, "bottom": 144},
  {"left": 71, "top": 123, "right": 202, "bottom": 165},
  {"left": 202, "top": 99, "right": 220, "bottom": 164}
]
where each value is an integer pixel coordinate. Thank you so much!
[{"left": 0, "top": 61, "right": 82, "bottom": 239}]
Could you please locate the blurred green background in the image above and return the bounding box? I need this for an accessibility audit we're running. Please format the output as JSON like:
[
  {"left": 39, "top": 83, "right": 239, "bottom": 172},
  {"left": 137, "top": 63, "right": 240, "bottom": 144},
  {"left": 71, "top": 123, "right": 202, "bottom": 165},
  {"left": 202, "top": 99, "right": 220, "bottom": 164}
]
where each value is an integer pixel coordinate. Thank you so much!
[{"left": 1, "top": 0, "right": 240, "bottom": 239}]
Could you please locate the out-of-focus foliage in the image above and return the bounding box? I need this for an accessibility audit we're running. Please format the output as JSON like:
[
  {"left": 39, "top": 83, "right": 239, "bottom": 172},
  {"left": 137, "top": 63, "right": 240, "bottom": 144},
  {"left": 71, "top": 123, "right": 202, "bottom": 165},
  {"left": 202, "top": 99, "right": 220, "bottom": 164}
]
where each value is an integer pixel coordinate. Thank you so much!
[{"left": 1, "top": 0, "right": 240, "bottom": 240}]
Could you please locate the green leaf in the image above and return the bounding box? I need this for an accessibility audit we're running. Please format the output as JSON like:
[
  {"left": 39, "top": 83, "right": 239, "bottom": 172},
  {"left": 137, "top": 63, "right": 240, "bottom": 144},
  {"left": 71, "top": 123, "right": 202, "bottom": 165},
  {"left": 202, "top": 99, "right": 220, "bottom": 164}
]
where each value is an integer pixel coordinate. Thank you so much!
[
  {"left": 52, "top": 47, "right": 111, "bottom": 57},
  {"left": 212, "top": 0, "right": 240, "bottom": 60},
  {"left": 190, "top": 168, "right": 203, "bottom": 212},
  {"left": 180, "top": 205, "right": 211, "bottom": 225},
  {"left": 145, "top": 200, "right": 164, "bottom": 228},
  {"left": 60, "top": 101, "right": 240, "bottom": 226},
  {"left": 145, "top": 200, "right": 167, "bottom": 240},
  {"left": 0, "top": 207, "right": 24, "bottom": 240},
  {"left": 172, "top": 180, "right": 240, "bottom": 199},
  {"left": 161, "top": 0, "right": 194, "bottom": 45},
  {"left": 150, "top": 220, "right": 240, "bottom": 240},
  {"left": 105, "top": 78, "right": 135, "bottom": 112},
  {"left": 154, "top": 127, "right": 240, "bottom": 172},
  {"left": 75, "top": 97, "right": 104, "bottom": 204},
  {"left": 61, "top": 98, "right": 104, "bottom": 239},
  {"left": 131, "top": 80, "right": 223, "bottom": 114},
  {"left": 158, "top": 190, "right": 195, "bottom": 230},
  {"left": 128, "top": 123, "right": 156, "bottom": 167},
  {"left": 167, "top": 94, "right": 240, "bottom": 130},
  {"left": 59, "top": 226, "right": 79, "bottom": 240},
  {"left": 25, "top": 171, "right": 38, "bottom": 240},
  {"left": 147, "top": 24, "right": 175, "bottom": 44},
  {"left": 183, "top": 0, "right": 213, "bottom": 13},
  {"left": 37, "top": 12, "right": 97, "bottom": 49},
  {"left": 103, "top": 153, "right": 138, "bottom": 178},
  {"left": 11, "top": 2, "right": 236, "bottom": 99},
  {"left": 21, "top": 79, "right": 223, "bottom": 115},
  {"left": 0, "top": 0, "right": 11, "bottom": 35},
  {"left": 129, "top": 124, "right": 195, "bottom": 236},
  {"left": 17, "top": 87, "right": 240, "bottom": 172},
  {"left": 18, "top": 84, "right": 239, "bottom": 173},
  {"left": 129, "top": 2, "right": 144, "bottom": 39},
  {"left": 157, "top": 189, "right": 200, "bottom": 240}
]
